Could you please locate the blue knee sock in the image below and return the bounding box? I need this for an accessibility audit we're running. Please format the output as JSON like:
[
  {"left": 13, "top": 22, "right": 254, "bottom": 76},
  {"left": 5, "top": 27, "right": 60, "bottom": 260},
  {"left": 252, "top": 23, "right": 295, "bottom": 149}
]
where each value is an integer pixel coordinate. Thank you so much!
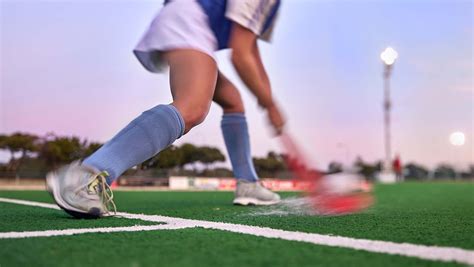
[
  {"left": 221, "top": 113, "right": 259, "bottom": 182},
  {"left": 83, "top": 104, "right": 184, "bottom": 184}
]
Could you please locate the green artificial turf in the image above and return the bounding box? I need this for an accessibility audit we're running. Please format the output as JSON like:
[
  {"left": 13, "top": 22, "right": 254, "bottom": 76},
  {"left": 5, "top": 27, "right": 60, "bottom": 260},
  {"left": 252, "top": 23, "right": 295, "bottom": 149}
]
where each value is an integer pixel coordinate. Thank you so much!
[
  {"left": 0, "top": 202, "right": 156, "bottom": 232},
  {"left": 116, "top": 182, "right": 474, "bottom": 249},
  {"left": 0, "top": 228, "right": 463, "bottom": 267},
  {"left": 0, "top": 182, "right": 473, "bottom": 267}
]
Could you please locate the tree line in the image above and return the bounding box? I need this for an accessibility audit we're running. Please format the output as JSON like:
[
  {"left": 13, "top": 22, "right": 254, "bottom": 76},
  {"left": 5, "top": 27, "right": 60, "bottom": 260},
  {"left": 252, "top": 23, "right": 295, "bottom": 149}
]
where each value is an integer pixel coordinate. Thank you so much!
[
  {"left": 0, "top": 132, "right": 290, "bottom": 179},
  {"left": 328, "top": 157, "right": 474, "bottom": 180},
  {"left": 0, "top": 132, "right": 472, "bottom": 180}
]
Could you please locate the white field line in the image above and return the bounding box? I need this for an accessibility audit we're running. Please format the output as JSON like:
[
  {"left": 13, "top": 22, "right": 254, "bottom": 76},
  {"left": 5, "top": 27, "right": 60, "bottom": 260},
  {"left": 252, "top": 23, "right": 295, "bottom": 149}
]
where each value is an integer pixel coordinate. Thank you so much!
[
  {"left": 0, "top": 224, "right": 190, "bottom": 239},
  {"left": 0, "top": 197, "right": 60, "bottom": 210},
  {"left": 1, "top": 197, "right": 474, "bottom": 265}
]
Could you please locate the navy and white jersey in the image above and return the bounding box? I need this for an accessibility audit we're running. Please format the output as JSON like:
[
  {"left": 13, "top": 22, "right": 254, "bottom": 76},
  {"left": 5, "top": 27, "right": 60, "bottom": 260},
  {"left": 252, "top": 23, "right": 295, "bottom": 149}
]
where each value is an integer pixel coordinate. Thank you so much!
[{"left": 188, "top": 0, "right": 281, "bottom": 49}]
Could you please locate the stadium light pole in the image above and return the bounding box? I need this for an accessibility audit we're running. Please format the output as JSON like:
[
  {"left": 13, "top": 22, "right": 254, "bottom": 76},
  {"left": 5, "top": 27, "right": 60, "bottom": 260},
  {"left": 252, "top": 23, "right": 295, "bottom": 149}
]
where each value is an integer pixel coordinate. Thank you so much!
[{"left": 380, "top": 47, "right": 398, "bottom": 179}]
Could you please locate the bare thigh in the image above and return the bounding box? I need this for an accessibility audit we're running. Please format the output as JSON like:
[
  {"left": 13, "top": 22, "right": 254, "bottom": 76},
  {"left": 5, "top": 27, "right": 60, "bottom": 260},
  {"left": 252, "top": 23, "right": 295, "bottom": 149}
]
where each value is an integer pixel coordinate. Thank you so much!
[
  {"left": 164, "top": 49, "right": 218, "bottom": 133},
  {"left": 213, "top": 72, "right": 245, "bottom": 114}
]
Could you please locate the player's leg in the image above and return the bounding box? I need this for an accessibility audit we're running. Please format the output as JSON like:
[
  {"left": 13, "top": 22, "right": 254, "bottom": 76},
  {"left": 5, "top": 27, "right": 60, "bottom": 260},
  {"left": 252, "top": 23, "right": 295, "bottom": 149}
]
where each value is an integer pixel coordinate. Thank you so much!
[
  {"left": 213, "top": 72, "right": 280, "bottom": 205},
  {"left": 212, "top": 72, "right": 245, "bottom": 114},
  {"left": 83, "top": 49, "right": 216, "bottom": 183},
  {"left": 213, "top": 72, "right": 257, "bottom": 181},
  {"left": 168, "top": 50, "right": 217, "bottom": 133},
  {"left": 47, "top": 50, "right": 217, "bottom": 217}
]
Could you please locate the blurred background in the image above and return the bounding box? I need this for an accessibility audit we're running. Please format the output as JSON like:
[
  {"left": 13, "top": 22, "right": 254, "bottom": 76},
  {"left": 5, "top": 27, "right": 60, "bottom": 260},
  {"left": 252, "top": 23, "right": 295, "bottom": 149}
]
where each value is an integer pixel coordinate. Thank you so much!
[{"left": 0, "top": 0, "right": 472, "bottom": 185}]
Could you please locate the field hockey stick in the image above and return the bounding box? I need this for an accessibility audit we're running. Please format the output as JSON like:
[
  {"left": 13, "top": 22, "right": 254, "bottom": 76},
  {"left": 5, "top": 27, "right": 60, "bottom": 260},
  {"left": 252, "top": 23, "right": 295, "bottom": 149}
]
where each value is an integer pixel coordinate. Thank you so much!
[
  {"left": 280, "top": 131, "right": 323, "bottom": 192},
  {"left": 280, "top": 131, "right": 373, "bottom": 214}
]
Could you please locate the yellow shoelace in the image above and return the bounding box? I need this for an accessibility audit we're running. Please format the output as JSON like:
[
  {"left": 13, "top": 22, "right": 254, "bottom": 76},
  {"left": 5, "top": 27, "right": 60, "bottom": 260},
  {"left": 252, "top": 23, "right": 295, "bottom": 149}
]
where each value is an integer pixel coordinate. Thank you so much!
[{"left": 87, "top": 171, "right": 117, "bottom": 215}]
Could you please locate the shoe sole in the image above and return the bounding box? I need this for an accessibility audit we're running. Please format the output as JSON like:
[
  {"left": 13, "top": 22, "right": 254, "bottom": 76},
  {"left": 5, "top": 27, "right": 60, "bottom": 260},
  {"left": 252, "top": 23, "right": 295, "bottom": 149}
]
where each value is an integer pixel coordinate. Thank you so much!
[
  {"left": 46, "top": 171, "right": 101, "bottom": 219},
  {"left": 233, "top": 197, "right": 280, "bottom": 206}
]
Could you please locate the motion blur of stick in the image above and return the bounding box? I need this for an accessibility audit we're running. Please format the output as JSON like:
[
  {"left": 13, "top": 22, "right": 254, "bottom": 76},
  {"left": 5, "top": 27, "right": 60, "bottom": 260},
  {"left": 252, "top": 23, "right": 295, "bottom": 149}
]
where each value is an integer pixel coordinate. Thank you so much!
[{"left": 280, "top": 132, "right": 374, "bottom": 215}]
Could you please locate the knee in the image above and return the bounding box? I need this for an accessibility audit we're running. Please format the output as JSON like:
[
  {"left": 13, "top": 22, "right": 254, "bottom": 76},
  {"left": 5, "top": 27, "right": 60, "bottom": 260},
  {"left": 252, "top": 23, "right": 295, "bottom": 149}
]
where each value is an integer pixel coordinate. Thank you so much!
[
  {"left": 222, "top": 97, "right": 245, "bottom": 114},
  {"left": 179, "top": 104, "right": 210, "bottom": 131},
  {"left": 215, "top": 88, "right": 245, "bottom": 114}
]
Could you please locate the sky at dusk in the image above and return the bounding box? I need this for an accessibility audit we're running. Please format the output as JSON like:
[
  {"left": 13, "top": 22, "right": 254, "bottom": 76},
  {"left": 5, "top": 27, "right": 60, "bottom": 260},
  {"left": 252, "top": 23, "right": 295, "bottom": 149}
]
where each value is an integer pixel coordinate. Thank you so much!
[{"left": 1, "top": 0, "right": 472, "bottom": 170}]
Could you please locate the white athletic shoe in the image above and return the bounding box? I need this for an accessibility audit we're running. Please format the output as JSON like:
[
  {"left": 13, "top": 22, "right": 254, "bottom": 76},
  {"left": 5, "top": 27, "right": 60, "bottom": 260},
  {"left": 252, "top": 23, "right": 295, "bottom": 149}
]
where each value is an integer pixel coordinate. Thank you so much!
[
  {"left": 233, "top": 180, "right": 281, "bottom": 206},
  {"left": 46, "top": 161, "right": 116, "bottom": 219}
]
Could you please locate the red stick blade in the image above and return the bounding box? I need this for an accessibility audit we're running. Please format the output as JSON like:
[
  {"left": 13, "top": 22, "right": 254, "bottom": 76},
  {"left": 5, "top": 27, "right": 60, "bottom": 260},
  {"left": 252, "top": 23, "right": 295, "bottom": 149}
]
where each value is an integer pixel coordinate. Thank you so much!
[{"left": 280, "top": 132, "right": 374, "bottom": 215}]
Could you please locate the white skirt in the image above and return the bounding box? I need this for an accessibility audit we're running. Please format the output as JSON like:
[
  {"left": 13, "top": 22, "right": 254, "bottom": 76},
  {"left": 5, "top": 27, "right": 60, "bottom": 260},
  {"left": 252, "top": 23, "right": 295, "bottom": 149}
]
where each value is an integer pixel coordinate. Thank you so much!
[{"left": 133, "top": 0, "right": 218, "bottom": 73}]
